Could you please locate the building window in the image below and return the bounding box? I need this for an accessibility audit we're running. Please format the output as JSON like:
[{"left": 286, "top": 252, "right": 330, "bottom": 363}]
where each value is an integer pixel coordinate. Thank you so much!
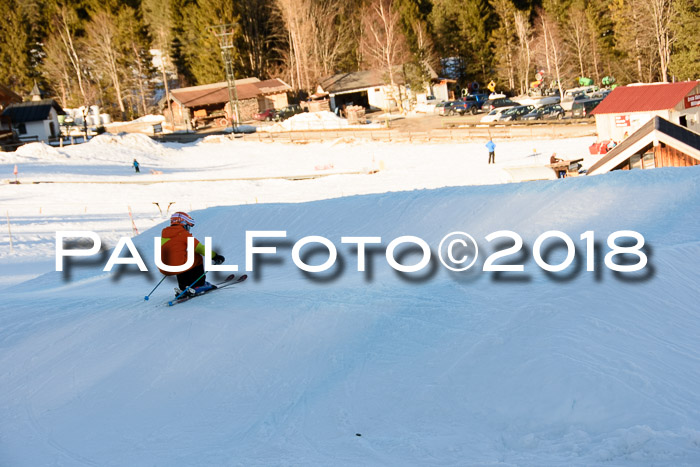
[
  {"left": 17, "top": 123, "right": 27, "bottom": 135},
  {"left": 642, "top": 152, "right": 655, "bottom": 169},
  {"left": 629, "top": 154, "right": 642, "bottom": 170}
]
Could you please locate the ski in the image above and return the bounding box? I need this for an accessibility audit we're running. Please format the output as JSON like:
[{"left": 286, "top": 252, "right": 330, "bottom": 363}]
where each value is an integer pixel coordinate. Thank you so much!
[{"left": 167, "top": 274, "right": 247, "bottom": 306}]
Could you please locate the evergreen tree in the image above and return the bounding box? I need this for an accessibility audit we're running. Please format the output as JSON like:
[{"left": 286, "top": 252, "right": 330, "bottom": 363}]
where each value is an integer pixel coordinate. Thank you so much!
[
  {"left": 395, "top": 0, "right": 438, "bottom": 94},
  {"left": 0, "top": 0, "right": 33, "bottom": 94},
  {"left": 430, "top": 0, "right": 493, "bottom": 85},
  {"left": 668, "top": 0, "right": 699, "bottom": 80},
  {"left": 170, "top": 0, "right": 240, "bottom": 85},
  {"left": 461, "top": 0, "right": 493, "bottom": 83},
  {"left": 169, "top": 0, "right": 195, "bottom": 85},
  {"left": 490, "top": 0, "right": 518, "bottom": 92}
]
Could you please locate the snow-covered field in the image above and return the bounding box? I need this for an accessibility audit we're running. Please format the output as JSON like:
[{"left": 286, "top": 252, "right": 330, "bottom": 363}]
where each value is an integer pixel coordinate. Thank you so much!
[{"left": 1, "top": 134, "right": 699, "bottom": 465}]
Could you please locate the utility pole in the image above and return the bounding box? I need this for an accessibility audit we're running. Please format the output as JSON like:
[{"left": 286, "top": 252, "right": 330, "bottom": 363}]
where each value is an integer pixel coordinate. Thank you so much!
[
  {"left": 209, "top": 24, "right": 240, "bottom": 132},
  {"left": 158, "top": 28, "right": 175, "bottom": 131}
]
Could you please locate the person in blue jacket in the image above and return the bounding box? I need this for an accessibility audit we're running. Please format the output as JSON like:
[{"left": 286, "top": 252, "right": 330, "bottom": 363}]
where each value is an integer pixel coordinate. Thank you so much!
[
  {"left": 133, "top": 158, "right": 140, "bottom": 173},
  {"left": 486, "top": 139, "right": 496, "bottom": 164}
]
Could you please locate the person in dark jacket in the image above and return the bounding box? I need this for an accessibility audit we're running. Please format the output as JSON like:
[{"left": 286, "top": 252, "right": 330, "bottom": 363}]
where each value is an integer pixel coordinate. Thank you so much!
[
  {"left": 159, "top": 212, "right": 225, "bottom": 297},
  {"left": 485, "top": 139, "right": 496, "bottom": 164}
]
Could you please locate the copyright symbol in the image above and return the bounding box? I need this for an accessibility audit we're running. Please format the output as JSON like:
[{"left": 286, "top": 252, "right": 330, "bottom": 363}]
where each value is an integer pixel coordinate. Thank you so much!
[{"left": 438, "top": 231, "right": 479, "bottom": 272}]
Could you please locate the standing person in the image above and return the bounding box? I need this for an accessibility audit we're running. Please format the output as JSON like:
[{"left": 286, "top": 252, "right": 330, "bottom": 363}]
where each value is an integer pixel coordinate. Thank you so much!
[
  {"left": 486, "top": 139, "right": 496, "bottom": 164},
  {"left": 133, "top": 159, "right": 140, "bottom": 173},
  {"left": 159, "top": 212, "right": 225, "bottom": 297}
]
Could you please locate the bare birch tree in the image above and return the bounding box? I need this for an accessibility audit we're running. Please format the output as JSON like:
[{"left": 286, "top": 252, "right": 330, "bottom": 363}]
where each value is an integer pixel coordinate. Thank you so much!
[
  {"left": 534, "top": 8, "right": 569, "bottom": 98},
  {"left": 361, "top": 0, "right": 410, "bottom": 111},
  {"left": 275, "top": 0, "right": 353, "bottom": 92},
  {"left": 84, "top": 11, "right": 126, "bottom": 119},
  {"left": 55, "top": 6, "right": 88, "bottom": 105},
  {"left": 513, "top": 10, "right": 532, "bottom": 95},
  {"left": 566, "top": 6, "right": 589, "bottom": 78},
  {"left": 642, "top": 0, "right": 676, "bottom": 82},
  {"left": 276, "top": 0, "right": 311, "bottom": 91},
  {"left": 41, "top": 35, "right": 73, "bottom": 106},
  {"left": 585, "top": 8, "right": 602, "bottom": 83}
]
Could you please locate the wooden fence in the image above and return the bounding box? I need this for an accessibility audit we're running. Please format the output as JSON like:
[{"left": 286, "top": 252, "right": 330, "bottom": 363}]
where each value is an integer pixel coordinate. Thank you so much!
[{"left": 241, "top": 122, "right": 595, "bottom": 144}]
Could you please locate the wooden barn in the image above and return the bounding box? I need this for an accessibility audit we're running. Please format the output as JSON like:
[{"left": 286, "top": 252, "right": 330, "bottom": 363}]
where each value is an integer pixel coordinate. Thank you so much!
[
  {"left": 587, "top": 116, "right": 700, "bottom": 175},
  {"left": 162, "top": 78, "right": 291, "bottom": 129}
]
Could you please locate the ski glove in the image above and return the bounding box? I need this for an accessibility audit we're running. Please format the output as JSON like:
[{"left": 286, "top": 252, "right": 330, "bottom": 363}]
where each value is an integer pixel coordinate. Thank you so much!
[{"left": 213, "top": 254, "right": 225, "bottom": 265}]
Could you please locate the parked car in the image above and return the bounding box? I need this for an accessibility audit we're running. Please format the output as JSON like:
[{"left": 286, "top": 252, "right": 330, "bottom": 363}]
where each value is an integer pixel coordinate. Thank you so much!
[
  {"left": 571, "top": 98, "right": 603, "bottom": 118},
  {"left": 480, "top": 106, "right": 516, "bottom": 122},
  {"left": 275, "top": 104, "right": 305, "bottom": 121},
  {"left": 589, "top": 89, "right": 611, "bottom": 99},
  {"left": 521, "top": 104, "right": 565, "bottom": 121},
  {"left": 498, "top": 105, "right": 535, "bottom": 121},
  {"left": 481, "top": 97, "right": 518, "bottom": 111},
  {"left": 434, "top": 101, "right": 450, "bottom": 114},
  {"left": 460, "top": 95, "right": 483, "bottom": 114},
  {"left": 561, "top": 92, "right": 589, "bottom": 112},
  {"left": 253, "top": 108, "right": 277, "bottom": 121},
  {"left": 438, "top": 100, "right": 476, "bottom": 116}
]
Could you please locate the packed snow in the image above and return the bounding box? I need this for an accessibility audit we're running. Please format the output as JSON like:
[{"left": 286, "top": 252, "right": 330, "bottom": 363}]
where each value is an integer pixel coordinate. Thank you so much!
[{"left": 1, "top": 133, "right": 699, "bottom": 465}]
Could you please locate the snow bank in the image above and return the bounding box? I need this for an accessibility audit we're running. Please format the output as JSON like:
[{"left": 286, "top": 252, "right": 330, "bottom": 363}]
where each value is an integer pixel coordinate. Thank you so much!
[
  {"left": 14, "top": 142, "right": 66, "bottom": 161},
  {"left": 87, "top": 132, "right": 163, "bottom": 153},
  {"left": 259, "top": 110, "right": 382, "bottom": 132},
  {"left": 131, "top": 114, "right": 165, "bottom": 124},
  {"left": 103, "top": 114, "right": 165, "bottom": 125}
]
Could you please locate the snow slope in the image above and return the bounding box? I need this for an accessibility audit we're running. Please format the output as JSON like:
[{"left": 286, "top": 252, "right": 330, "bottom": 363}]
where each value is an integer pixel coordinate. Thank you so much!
[{"left": 2, "top": 166, "right": 700, "bottom": 465}]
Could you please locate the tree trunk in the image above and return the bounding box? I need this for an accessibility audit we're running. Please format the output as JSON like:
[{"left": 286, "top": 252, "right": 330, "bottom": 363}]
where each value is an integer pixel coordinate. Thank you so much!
[
  {"left": 132, "top": 43, "right": 148, "bottom": 116},
  {"left": 58, "top": 9, "right": 87, "bottom": 105}
]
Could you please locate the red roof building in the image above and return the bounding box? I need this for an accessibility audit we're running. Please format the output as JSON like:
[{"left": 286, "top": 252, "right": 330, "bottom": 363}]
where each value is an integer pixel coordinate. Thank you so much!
[{"left": 590, "top": 81, "right": 700, "bottom": 142}]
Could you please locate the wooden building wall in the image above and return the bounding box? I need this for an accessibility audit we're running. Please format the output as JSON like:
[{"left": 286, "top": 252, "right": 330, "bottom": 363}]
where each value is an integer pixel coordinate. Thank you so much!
[
  {"left": 257, "top": 93, "right": 288, "bottom": 111},
  {"left": 164, "top": 100, "right": 186, "bottom": 126},
  {"left": 654, "top": 143, "right": 699, "bottom": 168},
  {"left": 618, "top": 143, "right": 699, "bottom": 171}
]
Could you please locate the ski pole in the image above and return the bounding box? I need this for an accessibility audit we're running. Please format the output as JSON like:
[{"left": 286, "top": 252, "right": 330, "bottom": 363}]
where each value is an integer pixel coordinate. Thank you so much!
[
  {"left": 170, "top": 271, "right": 208, "bottom": 304},
  {"left": 144, "top": 275, "right": 167, "bottom": 301}
]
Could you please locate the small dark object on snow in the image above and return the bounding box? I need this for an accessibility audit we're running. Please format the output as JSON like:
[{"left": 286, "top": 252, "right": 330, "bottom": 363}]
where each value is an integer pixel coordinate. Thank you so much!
[{"left": 355, "top": 433, "right": 362, "bottom": 437}]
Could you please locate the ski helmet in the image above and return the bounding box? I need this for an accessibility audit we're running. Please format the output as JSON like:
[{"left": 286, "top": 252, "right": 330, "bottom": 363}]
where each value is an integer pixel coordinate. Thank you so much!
[{"left": 170, "top": 211, "right": 195, "bottom": 228}]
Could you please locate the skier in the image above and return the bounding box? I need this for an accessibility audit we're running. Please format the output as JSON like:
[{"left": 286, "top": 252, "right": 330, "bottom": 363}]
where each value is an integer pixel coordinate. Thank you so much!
[
  {"left": 133, "top": 159, "right": 140, "bottom": 173},
  {"left": 159, "top": 212, "right": 225, "bottom": 297},
  {"left": 486, "top": 139, "right": 496, "bottom": 164}
]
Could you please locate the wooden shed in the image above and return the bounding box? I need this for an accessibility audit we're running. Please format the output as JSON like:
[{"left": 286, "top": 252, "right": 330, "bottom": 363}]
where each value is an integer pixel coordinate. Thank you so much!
[
  {"left": 587, "top": 116, "right": 700, "bottom": 175},
  {"left": 162, "top": 78, "right": 291, "bottom": 129}
]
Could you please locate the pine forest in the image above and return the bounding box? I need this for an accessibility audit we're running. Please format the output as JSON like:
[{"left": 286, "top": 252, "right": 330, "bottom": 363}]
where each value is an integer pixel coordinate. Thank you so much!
[{"left": 0, "top": 0, "right": 697, "bottom": 119}]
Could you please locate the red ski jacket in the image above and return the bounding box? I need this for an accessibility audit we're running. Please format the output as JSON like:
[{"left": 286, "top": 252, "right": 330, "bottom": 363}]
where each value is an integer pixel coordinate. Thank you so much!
[{"left": 159, "top": 224, "right": 216, "bottom": 276}]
